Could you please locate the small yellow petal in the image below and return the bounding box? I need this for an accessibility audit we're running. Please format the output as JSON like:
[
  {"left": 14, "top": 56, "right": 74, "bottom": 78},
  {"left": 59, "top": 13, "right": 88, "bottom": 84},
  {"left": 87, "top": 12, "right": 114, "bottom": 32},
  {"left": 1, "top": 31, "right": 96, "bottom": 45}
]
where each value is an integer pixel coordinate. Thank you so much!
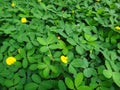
[
  {"left": 11, "top": 2, "right": 16, "bottom": 7},
  {"left": 60, "top": 55, "right": 68, "bottom": 64},
  {"left": 58, "top": 36, "right": 61, "bottom": 40},
  {"left": 21, "top": 18, "right": 27, "bottom": 23},
  {"left": 6, "top": 57, "right": 16, "bottom": 65},
  {"left": 115, "top": 26, "right": 120, "bottom": 30}
]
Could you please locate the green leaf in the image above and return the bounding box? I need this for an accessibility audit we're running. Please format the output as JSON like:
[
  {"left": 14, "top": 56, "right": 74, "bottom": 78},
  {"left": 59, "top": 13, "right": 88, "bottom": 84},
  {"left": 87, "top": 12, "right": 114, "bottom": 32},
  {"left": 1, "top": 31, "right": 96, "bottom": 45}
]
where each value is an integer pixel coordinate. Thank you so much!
[
  {"left": 103, "top": 69, "right": 112, "bottom": 79},
  {"left": 54, "top": 51, "right": 61, "bottom": 57},
  {"left": 31, "top": 74, "right": 41, "bottom": 84},
  {"left": 27, "top": 48, "right": 35, "bottom": 56},
  {"left": 84, "top": 33, "right": 97, "bottom": 42},
  {"left": 77, "top": 86, "right": 92, "bottom": 90},
  {"left": 117, "top": 43, "right": 120, "bottom": 49},
  {"left": 105, "top": 60, "right": 112, "bottom": 72},
  {"left": 0, "top": 69, "right": 10, "bottom": 77},
  {"left": 0, "top": 54, "right": 3, "bottom": 61},
  {"left": 65, "top": 24, "right": 73, "bottom": 35},
  {"left": 110, "top": 61, "right": 119, "bottom": 72},
  {"left": 62, "top": 12, "right": 71, "bottom": 18},
  {"left": 24, "top": 82, "right": 38, "bottom": 90},
  {"left": 40, "top": 46, "right": 49, "bottom": 52},
  {"left": 83, "top": 68, "right": 96, "bottom": 78},
  {"left": 75, "top": 73, "right": 83, "bottom": 88},
  {"left": 0, "top": 42, "right": 9, "bottom": 53},
  {"left": 22, "top": 59, "right": 28, "bottom": 68},
  {"left": 43, "top": 57, "right": 51, "bottom": 64},
  {"left": 31, "top": 8, "right": 43, "bottom": 19},
  {"left": 67, "top": 38, "right": 76, "bottom": 45},
  {"left": 58, "top": 80, "right": 67, "bottom": 90},
  {"left": 28, "top": 57, "right": 36, "bottom": 63},
  {"left": 117, "top": 50, "right": 120, "bottom": 54},
  {"left": 15, "top": 84, "right": 23, "bottom": 90},
  {"left": 17, "top": 34, "right": 29, "bottom": 42},
  {"left": 94, "top": 14, "right": 104, "bottom": 25},
  {"left": 49, "top": 44, "right": 58, "bottom": 49},
  {"left": 43, "top": 68, "right": 50, "bottom": 78},
  {"left": 58, "top": 40, "right": 66, "bottom": 49},
  {"left": 14, "top": 76, "right": 20, "bottom": 85},
  {"left": 29, "top": 64, "right": 38, "bottom": 71},
  {"left": 37, "top": 37, "right": 47, "bottom": 45},
  {"left": 110, "top": 51, "right": 117, "bottom": 61},
  {"left": 67, "top": 51, "right": 74, "bottom": 61},
  {"left": 39, "top": 80, "right": 55, "bottom": 90},
  {"left": 0, "top": 63, "right": 4, "bottom": 72},
  {"left": 102, "top": 49, "right": 110, "bottom": 60},
  {"left": 113, "top": 72, "right": 120, "bottom": 87},
  {"left": 4, "top": 79, "right": 13, "bottom": 87},
  {"left": 97, "top": 65, "right": 106, "bottom": 74},
  {"left": 40, "top": 2, "right": 47, "bottom": 10},
  {"left": 50, "top": 65, "right": 58, "bottom": 73},
  {"left": 65, "top": 77, "right": 74, "bottom": 89},
  {"left": 38, "top": 63, "right": 47, "bottom": 69},
  {"left": 26, "top": 42, "right": 33, "bottom": 50},
  {"left": 19, "top": 48, "right": 26, "bottom": 58},
  {"left": 9, "top": 46, "right": 15, "bottom": 52},
  {"left": 15, "top": 62, "right": 22, "bottom": 68},
  {"left": 47, "top": 34, "right": 56, "bottom": 44},
  {"left": 68, "top": 65, "right": 77, "bottom": 75},
  {"left": 59, "top": 32, "right": 68, "bottom": 38},
  {"left": 96, "top": 87, "right": 109, "bottom": 90},
  {"left": 111, "top": 35, "right": 118, "bottom": 44},
  {"left": 76, "top": 45, "right": 85, "bottom": 55},
  {"left": 0, "top": 77, "right": 4, "bottom": 85},
  {"left": 62, "top": 48, "right": 68, "bottom": 55},
  {"left": 71, "top": 58, "right": 88, "bottom": 68}
]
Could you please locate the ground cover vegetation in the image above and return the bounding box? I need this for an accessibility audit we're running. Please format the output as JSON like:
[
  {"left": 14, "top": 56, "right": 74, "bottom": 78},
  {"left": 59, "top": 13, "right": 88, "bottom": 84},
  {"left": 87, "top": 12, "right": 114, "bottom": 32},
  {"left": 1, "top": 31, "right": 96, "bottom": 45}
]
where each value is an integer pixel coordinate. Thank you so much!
[{"left": 0, "top": 0, "right": 120, "bottom": 90}]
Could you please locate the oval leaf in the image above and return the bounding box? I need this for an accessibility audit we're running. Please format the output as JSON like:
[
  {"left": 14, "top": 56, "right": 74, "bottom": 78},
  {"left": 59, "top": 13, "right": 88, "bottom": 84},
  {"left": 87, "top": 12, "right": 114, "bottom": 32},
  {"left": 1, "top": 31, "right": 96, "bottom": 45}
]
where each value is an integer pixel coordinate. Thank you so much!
[
  {"left": 83, "top": 68, "right": 96, "bottom": 78},
  {"left": 31, "top": 74, "right": 41, "bottom": 84},
  {"left": 24, "top": 82, "right": 38, "bottom": 90},
  {"left": 65, "top": 77, "right": 74, "bottom": 89},
  {"left": 75, "top": 72, "right": 83, "bottom": 88},
  {"left": 67, "top": 38, "right": 76, "bottom": 45},
  {"left": 76, "top": 45, "right": 84, "bottom": 55},
  {"left": 22, "top": 59, "right": 28, "bottom": 68},
  {"left": 103, "top": 69, "right": 112, "bottom": 79},
  {"left": 113, "top": 72, "right": 120, "bottom": 87},
  {"left": 29, "top": 64, "right": 38, "bottom": 71},
  {"left": 37, "top": 37, "right": 47, "bottom": 45},
  {"left": 77, "top": 86, "right": 92, "bottom": 90},
  {"left": 40, "top": 46, "right": 49, "bottom": 52},
  {"left": 43, "top": 68, "right": 50, "bottom": 78},
  {"left": 58, "top": 80, "right": 67, "bottom": 90}
]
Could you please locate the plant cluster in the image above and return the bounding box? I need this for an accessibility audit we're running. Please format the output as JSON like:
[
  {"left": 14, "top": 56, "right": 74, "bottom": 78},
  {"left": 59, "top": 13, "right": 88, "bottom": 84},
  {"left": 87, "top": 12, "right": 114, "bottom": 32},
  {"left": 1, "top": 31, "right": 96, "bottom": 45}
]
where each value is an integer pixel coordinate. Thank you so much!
[{"left": 0, "top": 0, "right": 120, "bottom": 90}]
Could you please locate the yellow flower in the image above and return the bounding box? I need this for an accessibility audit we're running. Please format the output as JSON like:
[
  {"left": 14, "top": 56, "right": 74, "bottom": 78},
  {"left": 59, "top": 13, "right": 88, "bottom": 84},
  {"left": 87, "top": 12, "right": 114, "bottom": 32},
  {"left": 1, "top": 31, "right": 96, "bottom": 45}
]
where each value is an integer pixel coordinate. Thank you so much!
[
  {"left": 115, "top": 26, "right": 120, "bottom": 30},
  {"left": 6, "top": 57, "right": 16, "bottom": 65},
  {"left": 96, "top": 0, "right": 100, "bottom": 1},
  {"left": 60, "top": 55, "right": 68, "bottom": 64},
  {"left": 11, "top": 2, "right": 16, "bottom": 7},
  {"left": 21, "top": 17, "right": 27, "bottom": 23},
  {"left": 58, "top": 36, "right": 61, "bottom": 40}
]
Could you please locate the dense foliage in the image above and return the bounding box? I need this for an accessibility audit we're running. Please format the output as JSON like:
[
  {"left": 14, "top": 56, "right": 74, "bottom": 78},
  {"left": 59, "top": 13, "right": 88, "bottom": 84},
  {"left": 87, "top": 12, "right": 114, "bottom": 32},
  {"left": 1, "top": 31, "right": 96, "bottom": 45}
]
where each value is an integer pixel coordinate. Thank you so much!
[{"left": 0, "top": 0, "right": 120, "bottom": 90}]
